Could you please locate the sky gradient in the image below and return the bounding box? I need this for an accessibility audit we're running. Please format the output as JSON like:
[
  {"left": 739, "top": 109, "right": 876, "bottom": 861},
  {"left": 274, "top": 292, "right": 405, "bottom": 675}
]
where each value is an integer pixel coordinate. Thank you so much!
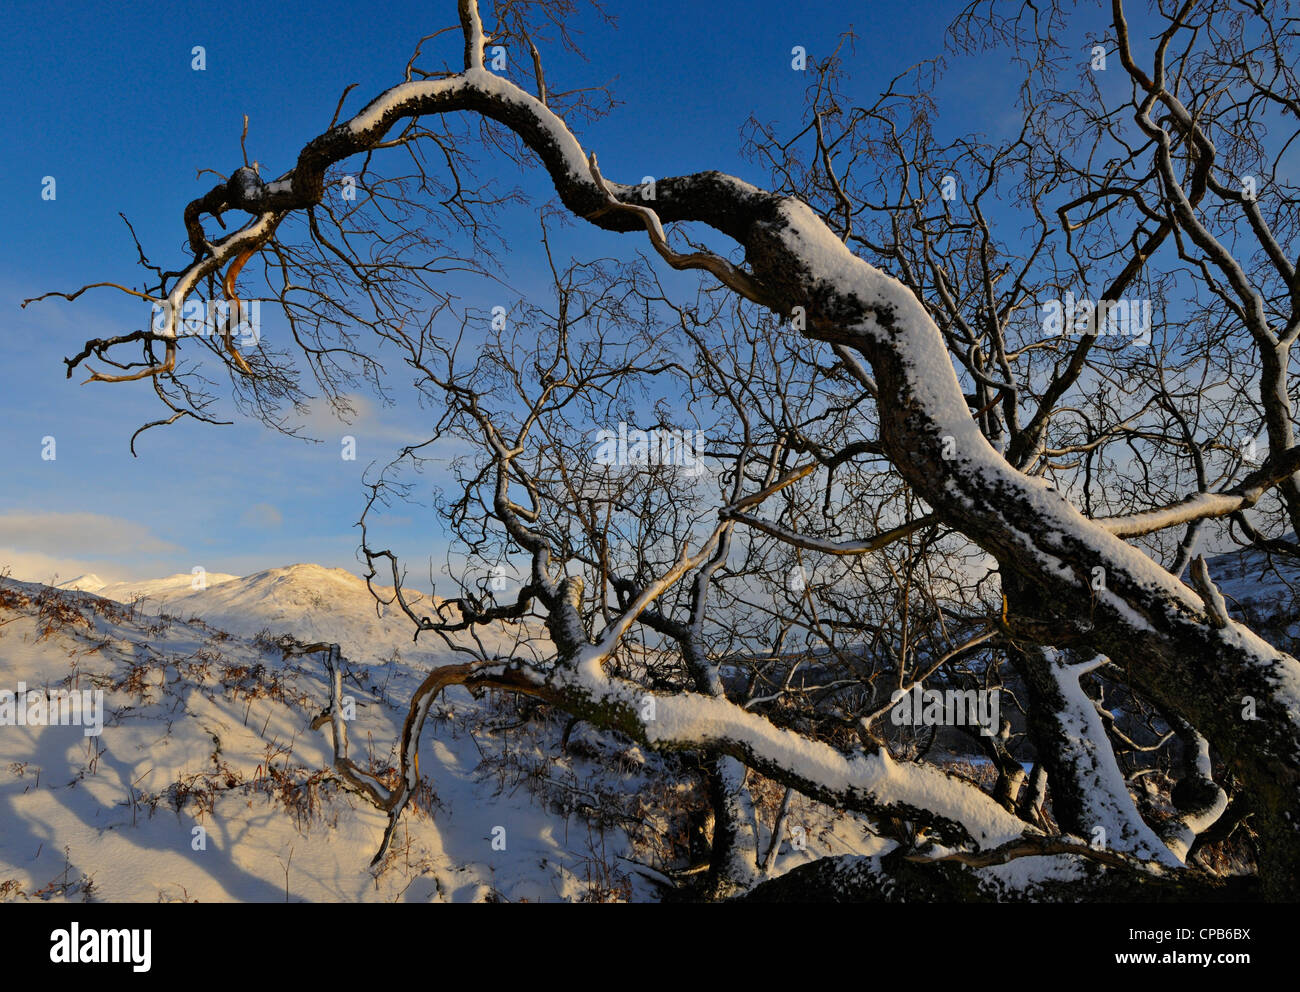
[{"left": 1, "top": 0, "right": 990, "bottom": 586}]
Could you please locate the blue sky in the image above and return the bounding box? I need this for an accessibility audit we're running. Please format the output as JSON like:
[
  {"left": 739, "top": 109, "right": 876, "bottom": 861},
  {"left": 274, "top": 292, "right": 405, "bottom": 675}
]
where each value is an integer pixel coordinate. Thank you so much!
[{"left": 0, "top": 0, "right": 987, "bottom": 585}]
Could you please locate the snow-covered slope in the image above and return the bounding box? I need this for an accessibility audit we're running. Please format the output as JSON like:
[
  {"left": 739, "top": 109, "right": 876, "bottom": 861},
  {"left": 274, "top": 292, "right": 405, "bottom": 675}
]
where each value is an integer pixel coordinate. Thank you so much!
[
  {"left": 1207, "top": 543, "right": 1300, "bottom": 616},
  {"left": 1203, "top": 541, "right": 1300, "bottom": 658},
  {"left": 0, "top": 568, "right": 882, "bottom": 902},
  {"left": 62, "top": 563, "right": 470, "bottom": 668},
  {"left": 163, "top": 564, "right": 442, "bottom": 664}
]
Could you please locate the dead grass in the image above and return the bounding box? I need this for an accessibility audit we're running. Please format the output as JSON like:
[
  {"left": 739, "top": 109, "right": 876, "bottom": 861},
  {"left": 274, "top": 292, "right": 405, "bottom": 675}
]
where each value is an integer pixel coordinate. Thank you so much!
[{"left": 33, "top": 588, "right": 93, "bottom": 641}]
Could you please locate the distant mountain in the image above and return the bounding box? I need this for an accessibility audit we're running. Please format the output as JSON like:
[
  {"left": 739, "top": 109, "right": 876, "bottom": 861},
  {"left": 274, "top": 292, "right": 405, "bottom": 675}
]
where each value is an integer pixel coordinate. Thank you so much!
[
  {"left": 57, "top": 544, "right": 1300, "bottom": 665},
  {"left": 55, "top": 573, "right": 107, "bottom": 593},
  {"left": 56, "top": 562, "right": 451, "bottom": 665},
  {"left": 59, "top": 570, "right": 241, "bottom": 604},
  {"left": 163, "top": 563, "right": 444, "bottom": 663}
]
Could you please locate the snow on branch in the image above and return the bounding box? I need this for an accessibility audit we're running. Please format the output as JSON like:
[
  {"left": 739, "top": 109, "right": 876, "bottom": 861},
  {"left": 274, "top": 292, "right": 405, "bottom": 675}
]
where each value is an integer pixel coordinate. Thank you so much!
[
  {"left": 458, "top": 0, "right": 485, "bottom": 70},
  {"left": 1095, "top": 443, "right": 1300, "bottom": 538},
  {"left": 1189, "top": 555, "right": 1231, "bottom": 629},
  {"left": 363, "top": 650, "right": 1038, "bottom": 867},
  {"left": 1043, "top": 651, "right": 1182, "bottom": 867}
]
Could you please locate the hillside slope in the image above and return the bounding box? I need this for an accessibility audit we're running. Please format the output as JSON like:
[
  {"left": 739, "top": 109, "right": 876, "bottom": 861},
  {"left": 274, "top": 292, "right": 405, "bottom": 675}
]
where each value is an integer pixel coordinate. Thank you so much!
[{"left": 0, "top": 571, "right": 880, "bottom": 902}]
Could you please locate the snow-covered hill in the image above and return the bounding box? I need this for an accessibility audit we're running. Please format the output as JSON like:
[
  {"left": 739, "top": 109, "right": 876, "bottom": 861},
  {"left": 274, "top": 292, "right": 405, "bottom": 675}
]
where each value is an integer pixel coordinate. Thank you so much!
[
  {"left": 163, "top": 564, "right": 443, "bottom": 664},
  {"left": 55, "top": 574, "right": 107, "bottom": 593},
  {"left": 57, "top": 564, "right": 471, "bottom": 667},
  {"left": 8, "top": 543, "right": 1287, "bottom": 903},
  {"left": 0, "top": 566, "right": 881, "bottom": 902}
]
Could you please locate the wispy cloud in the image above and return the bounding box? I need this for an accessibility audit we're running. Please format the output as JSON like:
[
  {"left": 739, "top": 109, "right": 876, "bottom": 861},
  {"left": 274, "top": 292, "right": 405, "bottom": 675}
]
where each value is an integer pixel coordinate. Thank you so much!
[
  {"left": 239, "top": 502, "right": 283, "bottom": 529},
  {"left": 290, "top": 393, "right": 430, "bottom": 448},
  {"left": 0, "top": 549, "right": 123, "bottom": 586},
  {"left": 0, "top": 511, "right": 190, "bottom": 584},
  {"left": 0, "top": 511, "right": 181, "bottom": 557}
]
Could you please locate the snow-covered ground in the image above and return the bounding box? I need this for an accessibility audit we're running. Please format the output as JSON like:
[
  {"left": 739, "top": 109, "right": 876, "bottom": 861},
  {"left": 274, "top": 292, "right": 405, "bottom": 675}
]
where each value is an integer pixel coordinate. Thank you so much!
[
  {"left": 0, "top": 564, "right": 885, "bottom": 902},
  {"left": 3, "top": 543, "right": 1287, "bottom": 902}
]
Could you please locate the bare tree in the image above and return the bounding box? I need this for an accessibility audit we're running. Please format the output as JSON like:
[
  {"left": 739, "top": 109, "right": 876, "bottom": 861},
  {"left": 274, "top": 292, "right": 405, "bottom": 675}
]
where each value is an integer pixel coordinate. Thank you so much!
[{"left": 31, "top": 0, "right": 1300, "bottom": 899}]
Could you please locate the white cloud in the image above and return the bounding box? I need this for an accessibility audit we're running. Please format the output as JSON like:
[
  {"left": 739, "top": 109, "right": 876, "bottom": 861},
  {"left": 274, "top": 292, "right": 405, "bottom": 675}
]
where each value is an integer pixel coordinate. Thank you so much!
[
  {"left": 291, "top": 393, "right": 430, "bottom": 447},
  {"left": 0, "top": 511, "right": 181, "bottom": 557},
  {"left": 0, "top": 549, "right": 125, "bottom": 587},
  {"left": 239, "top": 502, "right": 283, "bottom": 529}
]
